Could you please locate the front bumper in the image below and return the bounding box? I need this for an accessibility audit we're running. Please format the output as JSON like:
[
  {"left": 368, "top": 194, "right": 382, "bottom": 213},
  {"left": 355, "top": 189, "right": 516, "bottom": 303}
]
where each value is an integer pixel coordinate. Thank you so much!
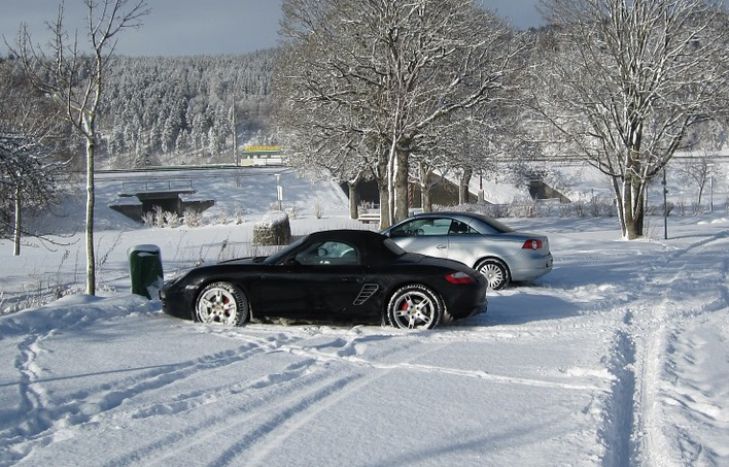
[{"left": 159, "top": 285, "right": 193, "bottom": 320}]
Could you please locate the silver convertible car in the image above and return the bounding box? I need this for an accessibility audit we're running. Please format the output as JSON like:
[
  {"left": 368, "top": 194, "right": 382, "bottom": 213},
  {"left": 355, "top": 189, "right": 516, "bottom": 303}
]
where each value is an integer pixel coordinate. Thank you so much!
[{"left": 382, "top": 212, "right": 553, "bottom": 289}]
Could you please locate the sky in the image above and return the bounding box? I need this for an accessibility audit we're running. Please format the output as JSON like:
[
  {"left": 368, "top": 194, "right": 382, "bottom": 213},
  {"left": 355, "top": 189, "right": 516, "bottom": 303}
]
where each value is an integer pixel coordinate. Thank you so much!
[{"left": 0, "top": 0, "right": 543, "bottom": 57}]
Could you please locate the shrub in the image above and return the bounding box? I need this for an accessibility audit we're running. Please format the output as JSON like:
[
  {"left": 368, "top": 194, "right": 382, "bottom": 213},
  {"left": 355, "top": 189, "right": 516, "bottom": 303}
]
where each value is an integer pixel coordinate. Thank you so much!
[
  {"left": 164, "top": 211, "right": 180, "bottom": 227},
  {"left": 313, "top": 199, "right": 322, "bottom": 219},
  {"left": 142, "top": 211, "right": 155, "bottom": 227},
  {"left": 183, "top": 208, "right": 203, "bottom": 227},
  {"left": 253, "top": 211, "right": 291, "bottom": 246},
  {"left": 153, "top": 205, "right": 165, "bottom": 227}
]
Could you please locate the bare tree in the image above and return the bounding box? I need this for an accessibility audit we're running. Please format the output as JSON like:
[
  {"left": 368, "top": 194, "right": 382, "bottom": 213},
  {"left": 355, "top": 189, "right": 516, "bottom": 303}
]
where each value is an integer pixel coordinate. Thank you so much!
[
  {"left": 0, "top": 59, "right": 66, "bottom": 256},
  {"left": 275, "top": 0, "right": 523, "bottom": 227},
  {"left": 0, "top": 135, "right": 60, "bottom": 255},
  {"left": 675, "top": 155, "right": 714, "bottom": 210},
  {"left": 536, "top": 0, "right": 729, "bottom": 239},
  {"left": 14, "top": 0, "right": 149, "bottom": 294},
  {"left": 276, "top": 100, "right": 378, "bottom": 219}
]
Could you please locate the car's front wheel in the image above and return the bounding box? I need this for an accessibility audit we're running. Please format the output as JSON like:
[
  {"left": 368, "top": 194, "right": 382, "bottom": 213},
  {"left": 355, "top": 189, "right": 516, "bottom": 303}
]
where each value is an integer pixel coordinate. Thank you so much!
[
  {"left": 386, "top": 284, "right": 443, "bottom": 330},
  {"left": 195, "top": 282, "right": 249, "bottom": 326},
  {"left": 476, "top": 258, "right": 510, "bottom": 290}
]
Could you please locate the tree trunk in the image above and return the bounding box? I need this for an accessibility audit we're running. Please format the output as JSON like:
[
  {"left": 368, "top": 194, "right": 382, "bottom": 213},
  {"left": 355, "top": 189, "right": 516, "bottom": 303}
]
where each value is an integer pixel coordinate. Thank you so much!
[
  {"left": 13, "top": 184, "right": 21, "bottom": 256},
  {"left": 459, "top": 167, "right": 472, "bottom": 205},
  {"left": 378, "top": 180, "right": 390, "bottom": 229},
  {"left": 614, "top": 175, "right": 645, "bottom": 240},
  {"left": 633, "top": 182, "right": 645, "bottom": 237},
  {"left": 348, "top": 181, "right": 359, "bottom": 220},
  {"left": 419, "top": 162, "right": 433, "bottom": 213},
  {"left": 85, "top": 134, "right": 97, "bottom": 296},
  {"left": 376, "top": 157, "right": 391, "bottom": 229},
  {"left": 394, "top": 149, "right": 409, "bottom": 222}
]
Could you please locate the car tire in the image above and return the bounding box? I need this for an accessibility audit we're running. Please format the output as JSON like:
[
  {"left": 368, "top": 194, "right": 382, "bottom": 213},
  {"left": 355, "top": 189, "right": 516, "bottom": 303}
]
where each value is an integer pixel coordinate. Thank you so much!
[
  {"left": 476, "top": 258, "right": 510, "bottom": 290},
  {"left": 386, "top": 284, "right": 443, "bottom": 330},
  {"left": 195, "top": 281, "right": 249, "bottom": 326}
]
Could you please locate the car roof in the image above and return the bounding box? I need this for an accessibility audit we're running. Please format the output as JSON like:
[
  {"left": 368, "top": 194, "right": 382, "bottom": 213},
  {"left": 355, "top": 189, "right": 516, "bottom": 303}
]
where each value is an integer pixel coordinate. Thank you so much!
[
  {"left": 411, "top": 211, "right": 514, "bottom": 233},
  {"left": 306, "top": 229, "right": 385, "bottom": 241},
  {"left": 413, "top": 211, "right": 485, "bottom": 221}
]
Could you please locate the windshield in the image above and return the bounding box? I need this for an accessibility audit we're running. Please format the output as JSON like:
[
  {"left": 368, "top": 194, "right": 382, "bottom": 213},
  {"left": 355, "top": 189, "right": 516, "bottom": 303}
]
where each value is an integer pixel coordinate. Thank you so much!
[{"left": 263, "top": 236, "right": 306, "bottom": 264}]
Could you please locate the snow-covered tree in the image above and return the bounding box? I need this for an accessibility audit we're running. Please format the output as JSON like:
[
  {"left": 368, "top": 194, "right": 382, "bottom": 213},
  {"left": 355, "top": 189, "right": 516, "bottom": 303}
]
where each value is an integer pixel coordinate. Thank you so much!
[
  {"left": 0, "top": 59, "right": 66, "bottom": 255},
  {"left": 14, "top": 0, "right": 149, "bottom": 294},
  {"left": 675, "top": 155, "right": 714, "bottom": 209},
  {"left": 536, "top": 0, "right": 729, "bottom": 239},
  {"left": 0, "top": 135, "right": 62, "bottom": 255},
  {"left": 275, "top": 0, "right": 524, "bottom": 226}
]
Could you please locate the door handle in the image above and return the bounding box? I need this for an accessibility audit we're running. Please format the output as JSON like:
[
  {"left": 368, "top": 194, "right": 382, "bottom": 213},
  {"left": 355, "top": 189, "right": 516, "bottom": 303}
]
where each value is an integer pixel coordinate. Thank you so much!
[{"left": 436, "top": 244, "right": 447, "bottom": 249}]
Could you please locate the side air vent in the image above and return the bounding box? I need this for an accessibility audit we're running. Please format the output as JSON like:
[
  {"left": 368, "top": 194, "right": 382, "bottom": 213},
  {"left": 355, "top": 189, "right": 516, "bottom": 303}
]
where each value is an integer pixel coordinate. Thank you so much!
[{"left": 353, "top": 283, "right": 379, "bottom": 305}]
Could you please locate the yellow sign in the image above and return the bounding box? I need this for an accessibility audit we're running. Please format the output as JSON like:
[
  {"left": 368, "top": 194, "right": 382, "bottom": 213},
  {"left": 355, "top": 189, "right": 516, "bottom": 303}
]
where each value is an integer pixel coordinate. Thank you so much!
[{"left": 244, "top": 145, "right": 282, "bottom": 153}]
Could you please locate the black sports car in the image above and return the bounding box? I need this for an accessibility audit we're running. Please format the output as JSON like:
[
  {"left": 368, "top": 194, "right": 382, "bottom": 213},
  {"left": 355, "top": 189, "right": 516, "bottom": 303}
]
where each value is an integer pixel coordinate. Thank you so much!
[{"left": 161, "top": 229, "right": 487, "bottom": 330}]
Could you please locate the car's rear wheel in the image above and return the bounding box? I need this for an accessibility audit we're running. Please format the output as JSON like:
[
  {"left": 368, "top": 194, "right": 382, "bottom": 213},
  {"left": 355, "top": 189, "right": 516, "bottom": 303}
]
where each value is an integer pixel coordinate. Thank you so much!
[
  {"left": 387, "top": 284, "right": 443, "bottom": 330},
  {"left": 476, "top": 259, "right": 510, "bottom": 290},
  {"left": 195, "top": 282, "right": 249, "bottom": 326}
]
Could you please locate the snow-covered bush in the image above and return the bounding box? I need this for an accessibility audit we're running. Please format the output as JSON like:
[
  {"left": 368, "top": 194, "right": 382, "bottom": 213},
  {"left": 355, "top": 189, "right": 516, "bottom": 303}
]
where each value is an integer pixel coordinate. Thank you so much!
[
  {"left": 234, "top": 208, "right": 246, "bottom": 225},
  {"left": 253, "top": 211, "right": 291, "bottom": 245},
  {"left": 285, "top": 206, "right": 298, "bottom": 219},
  {"left": 141, "top": 211, "right": 155, "bottom": 227},
  {"left": 313, "top": 199, "right": 323, "bottom": 219},
  {"left": 163, "top": 211, "right": 180, "bottom": 227},
  {"left": 183, "top": 209, "right": 203, "bottom": 227},
  {"left": 153, "top": 205, "right": 165, "bottom": 227},
  {"left": 436, "top": 198, "right": 620, "bottom": 219}
]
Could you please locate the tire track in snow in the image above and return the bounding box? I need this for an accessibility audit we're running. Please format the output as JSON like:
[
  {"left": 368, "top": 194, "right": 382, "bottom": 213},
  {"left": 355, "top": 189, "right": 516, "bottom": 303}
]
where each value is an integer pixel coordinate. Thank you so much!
[
  {"left": 1, "top": 343, "right": 265, "bottom": 465},
  {"left": 630, "top": 232, "right": 729, "bottom": 466},
  {"left": 211, "top": 340, "right": 455, "bottom": 467},
  {"left": 597, "top": 310, "right": 637, "bottom": 467},
  {"left": 207, "top": 374, "right": 362, "bottom": 467},
  {"left": 231, "top": 329, "right": 601, "bottom": 392},
  {"left": 103, "top": 360, "right": 339, "bottom": 467},
  {"left": 104, "top": 329, "right": 417, "bottom": 466}
]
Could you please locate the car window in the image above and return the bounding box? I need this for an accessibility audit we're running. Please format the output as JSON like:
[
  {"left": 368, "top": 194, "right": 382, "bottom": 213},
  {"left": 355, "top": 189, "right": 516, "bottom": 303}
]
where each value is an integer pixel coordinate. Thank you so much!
[
  {"left": 448, "top": 220, "right": 478, "bottom": 235},
  {"left": 471, "top": 214, "right": 514, "bottom": 233},
  {"left": 264, "top": 236, "right": 306, "bottom": 264},
  {"left": 390, "top": 218, "right": 452, "bottom": 237},
  {"left": 295, "top": 241, "right": 360, "bottom": 266}
]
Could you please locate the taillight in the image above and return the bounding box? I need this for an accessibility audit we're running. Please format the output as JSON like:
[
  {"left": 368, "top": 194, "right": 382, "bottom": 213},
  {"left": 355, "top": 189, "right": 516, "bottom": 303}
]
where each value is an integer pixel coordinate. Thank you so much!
[
  {"left": 445, "top": 271, "right": 476, "bottom": 285},
  {"left": 522, "top": 239, "right": 543, "bottom": 250}
]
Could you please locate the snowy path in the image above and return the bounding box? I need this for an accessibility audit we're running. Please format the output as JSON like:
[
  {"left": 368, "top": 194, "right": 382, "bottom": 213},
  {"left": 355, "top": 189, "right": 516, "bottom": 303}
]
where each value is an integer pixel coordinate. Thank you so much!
[{"left": 1, "top": 217, "right": 728, "bottom": 466}]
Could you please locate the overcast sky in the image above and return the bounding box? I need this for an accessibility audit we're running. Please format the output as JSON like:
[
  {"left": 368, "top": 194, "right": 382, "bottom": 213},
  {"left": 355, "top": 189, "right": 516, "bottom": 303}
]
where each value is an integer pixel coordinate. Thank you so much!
[{"left": 1, "top": 0, "right": 543, "bottom": 57}]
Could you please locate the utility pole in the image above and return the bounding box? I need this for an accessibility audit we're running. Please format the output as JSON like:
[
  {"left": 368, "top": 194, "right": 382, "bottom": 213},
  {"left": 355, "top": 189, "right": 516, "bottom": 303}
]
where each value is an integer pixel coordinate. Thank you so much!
[
  {"left": 231, "top": 104, "right": 239, "bottom": 166},
  {"left": 275, "top": 173, "right": 283, "bottom": 211},
  {"left": 708, "top": 163, "right": 715, "bottom": 213}
]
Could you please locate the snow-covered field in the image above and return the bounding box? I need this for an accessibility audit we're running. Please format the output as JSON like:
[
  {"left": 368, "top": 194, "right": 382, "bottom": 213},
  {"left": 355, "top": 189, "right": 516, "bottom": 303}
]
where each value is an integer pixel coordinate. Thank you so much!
[{"left": 1, "top": 169, "right": 728, "bottom": 466}]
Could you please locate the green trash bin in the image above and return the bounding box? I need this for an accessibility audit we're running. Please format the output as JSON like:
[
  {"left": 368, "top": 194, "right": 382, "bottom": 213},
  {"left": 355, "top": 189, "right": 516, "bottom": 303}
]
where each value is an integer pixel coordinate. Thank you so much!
[{"left": 129, "top": 244, "right": 164, "bottom": 299}]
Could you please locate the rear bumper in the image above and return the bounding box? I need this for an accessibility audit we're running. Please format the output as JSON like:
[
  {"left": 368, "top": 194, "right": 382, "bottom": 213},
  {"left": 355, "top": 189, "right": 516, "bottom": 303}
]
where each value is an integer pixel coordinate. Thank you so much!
[
  {"left": 444, "top": 286, "right": 488, "bottom": 319},
  {"left": 511, "top": 253, "right": 553, "bottom": 282}
]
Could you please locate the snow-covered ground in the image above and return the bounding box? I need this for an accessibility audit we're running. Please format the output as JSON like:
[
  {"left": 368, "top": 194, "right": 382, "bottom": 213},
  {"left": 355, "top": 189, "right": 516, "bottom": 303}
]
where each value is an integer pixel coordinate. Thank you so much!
[{"left": 1, "top": 169, "right": 728, "bottom": 466}]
